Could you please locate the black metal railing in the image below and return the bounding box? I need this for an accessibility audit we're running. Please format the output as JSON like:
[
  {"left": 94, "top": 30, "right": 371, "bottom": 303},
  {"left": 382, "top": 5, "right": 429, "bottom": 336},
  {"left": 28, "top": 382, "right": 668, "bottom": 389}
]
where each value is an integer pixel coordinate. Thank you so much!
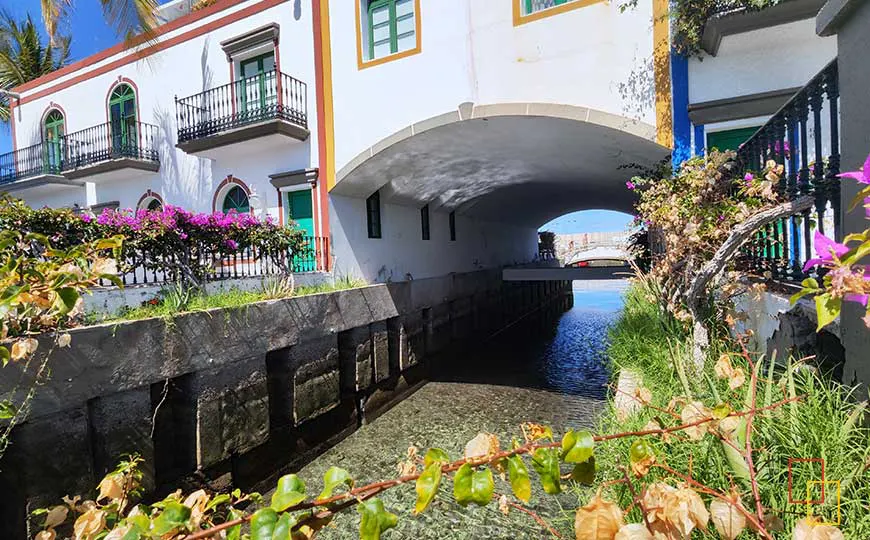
[
  {"left": 0, "top": 142, "right": 64, "bottom": 185},
  {"left": 736, "top": 59, "right": 839, "bottom": 283},
  {"left": 175, "top": 70, "right": 308, "bottom": 143},
  {"left": 63, "top": 121, "right": 160, "bottom": 170},
  {"left": 101, "top": 236, "right": 328, "bottom": 287}
]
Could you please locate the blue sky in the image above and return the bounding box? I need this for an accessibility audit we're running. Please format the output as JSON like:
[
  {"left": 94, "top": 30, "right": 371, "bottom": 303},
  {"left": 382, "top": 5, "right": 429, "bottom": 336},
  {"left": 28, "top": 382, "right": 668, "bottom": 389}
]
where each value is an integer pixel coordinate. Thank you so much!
[
  {"left": 540, "top": 210, "right": 634, "bottom": 234},
  {"left": 1, "top": 0, "right": 169, "bottom": 154},
  {"left": 0, "top": 3, "right": 633, "bottom": 235}
]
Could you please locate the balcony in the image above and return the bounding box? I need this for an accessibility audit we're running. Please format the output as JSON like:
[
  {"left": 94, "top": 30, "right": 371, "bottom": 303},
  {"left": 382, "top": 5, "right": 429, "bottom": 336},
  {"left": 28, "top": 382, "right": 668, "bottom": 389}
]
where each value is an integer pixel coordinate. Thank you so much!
[
  {"left": 62, "top": 122, "right": 161, "bottom": 181},
  {"left": 0, "top": 142, "right": 82, "bottom": 193},
  {"left": 175, "top": 70, "right": 309, "bottom": 158}
]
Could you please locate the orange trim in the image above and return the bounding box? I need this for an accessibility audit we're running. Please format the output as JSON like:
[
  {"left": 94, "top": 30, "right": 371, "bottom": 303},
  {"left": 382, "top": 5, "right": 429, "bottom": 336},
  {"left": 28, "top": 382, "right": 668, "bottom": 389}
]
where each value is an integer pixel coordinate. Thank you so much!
[
  {"left": 212, "top": 175, "right": 253, "bottom": 213},
  {"left": 16, "top": 0, "right": 288, "bottom": 105},
  {"left": 355, "top": 0, "right": 422, "bottom": 70},
  {"left": 14, "top": 0, "right": 257, "bottom": 94},
  {"left": 312, "top": 0, "right": 332, "bottom": 266},
  {"left": 512, "top": 0, "right": 605, "bottom": 26},
  {"left": 274, "top": 37, "right": 283, "bottom": 108},
  {"left": 137, "top": 189, "right": 165, "bottom": 209},
  {"left": 277, "top": 188, "right": 284, "bottom": 226}
]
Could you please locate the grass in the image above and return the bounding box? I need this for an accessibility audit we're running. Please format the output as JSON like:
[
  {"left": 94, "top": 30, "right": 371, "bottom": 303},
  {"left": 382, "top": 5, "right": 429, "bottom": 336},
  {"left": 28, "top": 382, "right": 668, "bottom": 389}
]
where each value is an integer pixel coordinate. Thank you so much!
[
  {"left": 580, "top": 280, "right": 870, "bottom": 538},
  {"left": 86, "top": 275, "right": 368, "bottom": 325}
]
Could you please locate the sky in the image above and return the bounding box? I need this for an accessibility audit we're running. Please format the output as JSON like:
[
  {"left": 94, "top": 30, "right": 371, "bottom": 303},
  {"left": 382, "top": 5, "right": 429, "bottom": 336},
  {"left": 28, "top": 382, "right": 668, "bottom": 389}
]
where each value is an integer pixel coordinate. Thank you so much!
[
  {"left": 0, "top": 0, "right": 172, "bottom": 154},
  {"left": 0, "top": 3, "right": 634, "bottom": 235},
  {"left": 539, "top": 209, "right": 635, "bottom": 234}
]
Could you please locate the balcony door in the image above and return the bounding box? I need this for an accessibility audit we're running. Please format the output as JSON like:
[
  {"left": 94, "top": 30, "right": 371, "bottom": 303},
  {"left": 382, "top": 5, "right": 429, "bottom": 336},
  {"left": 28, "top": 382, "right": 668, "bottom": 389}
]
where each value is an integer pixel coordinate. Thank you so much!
[
  {"left": 43, "top": 110, "right": 65, "bottom": 173},
  {"left": 238, "top": 52, "right": 276, "bottom": 117},
  {"left": 109, "top": 84, "right": 138, "bottom": 157}
]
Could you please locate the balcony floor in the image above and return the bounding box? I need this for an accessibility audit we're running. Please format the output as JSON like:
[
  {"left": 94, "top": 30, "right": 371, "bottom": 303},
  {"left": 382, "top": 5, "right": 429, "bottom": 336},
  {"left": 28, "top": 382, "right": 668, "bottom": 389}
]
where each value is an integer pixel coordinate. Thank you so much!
[
  {"left": 0, "top": 173, "right": 84, "bottom": 193},
  {"left": 176, "top": 118, "right": 310, "bottom": 158},
  {"left": 63, "top": 157, "right": 160, "bottom": 181}
]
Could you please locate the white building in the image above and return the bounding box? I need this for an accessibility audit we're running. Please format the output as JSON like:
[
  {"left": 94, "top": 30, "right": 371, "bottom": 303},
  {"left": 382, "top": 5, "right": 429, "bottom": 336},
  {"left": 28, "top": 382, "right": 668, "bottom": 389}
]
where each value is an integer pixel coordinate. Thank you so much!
[{"left": 6, "top": 0, "right": 834, "bottom": 284}]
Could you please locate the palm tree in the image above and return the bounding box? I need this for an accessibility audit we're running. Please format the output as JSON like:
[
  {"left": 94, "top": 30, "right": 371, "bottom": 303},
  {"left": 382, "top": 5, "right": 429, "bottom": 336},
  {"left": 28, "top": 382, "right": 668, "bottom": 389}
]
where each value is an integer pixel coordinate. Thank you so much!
[
  {"left": 0, "top": 13, "right": 71, "bottom": 122},
  {"left": 40, "top": 0, "right": 158, "bottom": 47}
]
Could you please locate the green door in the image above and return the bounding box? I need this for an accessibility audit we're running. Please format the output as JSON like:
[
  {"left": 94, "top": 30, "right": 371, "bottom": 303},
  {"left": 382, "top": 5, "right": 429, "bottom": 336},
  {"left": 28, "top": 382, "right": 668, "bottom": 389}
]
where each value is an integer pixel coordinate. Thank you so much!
[
  {"left": 286, "top": 190, "right": 314, "bottom": 237},
  {"left": 238, "top": 53, "right": 276, "bottom": 116},
  {"left": 44, "top": 110, "right": 65, "bottom": 172},
  {"left": 286, "top": 190, "right": 315, "bottom": 271},
  {"left": 109, "top": 84, "right": 137, "bottom": 156},
  {"left": 706, "top": 126, "right": 760, "bottom": 152}
]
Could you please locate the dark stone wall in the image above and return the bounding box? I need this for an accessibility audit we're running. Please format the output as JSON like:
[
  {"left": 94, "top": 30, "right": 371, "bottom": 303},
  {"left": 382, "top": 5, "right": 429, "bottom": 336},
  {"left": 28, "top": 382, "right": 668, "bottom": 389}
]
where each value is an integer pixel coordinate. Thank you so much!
[{"left": 0, "top": 272, "right": 572, "bottom": 538}]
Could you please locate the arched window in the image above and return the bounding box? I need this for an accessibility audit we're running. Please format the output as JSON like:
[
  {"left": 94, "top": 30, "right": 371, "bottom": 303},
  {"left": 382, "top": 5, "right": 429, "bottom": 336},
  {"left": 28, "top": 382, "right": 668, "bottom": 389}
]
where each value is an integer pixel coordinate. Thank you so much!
[
  {"left": 43, "top": 109, "right": 65, "bottom": 172},
  {"left": 147, "top": 198, "right": 163, "bottom": 211},
  {"left": 222, "top": 185, "right": 250, "bottom": 213},
  {"left": 108, "top": 83, "right": 138, "bottom": 154}
]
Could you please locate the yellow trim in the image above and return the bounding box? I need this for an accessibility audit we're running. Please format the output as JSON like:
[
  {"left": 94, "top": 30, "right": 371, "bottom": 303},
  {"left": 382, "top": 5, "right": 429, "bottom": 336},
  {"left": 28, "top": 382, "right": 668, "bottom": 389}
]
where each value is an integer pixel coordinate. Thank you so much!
[
  {"left": 652, "top": 0, "right": 673, "bottom": 148},
  {"left": 320, "top": 0, "right": 337, "bottom": 191},
  {"left": 355, "top": 0, "right": 422, "bottom": 70},
  {"left": 512, "top": 0, "right": 606, "bottom": 26}
]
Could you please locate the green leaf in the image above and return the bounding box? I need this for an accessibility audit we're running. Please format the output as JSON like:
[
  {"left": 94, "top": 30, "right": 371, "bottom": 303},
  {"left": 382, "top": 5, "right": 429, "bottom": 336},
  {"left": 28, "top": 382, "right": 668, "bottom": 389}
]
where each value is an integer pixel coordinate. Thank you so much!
[
  {"left": 722, "top": 441, "right": 751, "bottom": 481},
  {"left": 790, "top": 289, "right": 814, "bottom": 305},
  {"left": 507, "top": 455, "right": 531, "bottom": 503},
  {"left": 802, "top": 277, "right": 820, "bottom": 289},
  {"left": 250, "top": 508, "right": 279, "bottom": 540},
  {"left": 530, "top": 448, "right": 561, "bottom": 494},
  {"left": 453, "top": 464, "right": 495, "bottom": 506},
  {"left": 318, "top": 467, "right": 353, "bottom": 500},
  {"left": 53, "top": 287, "right": 79, "bottom": 315},
  {"left": 358, "top": 498, "right": 398, "bottom": 540},
  {"left": 272, "top": 512, "right": 297, "bottom": 540},
  {"left": 712, "top": 403, "right": 731, "bottom": 419},
  {"left": 560, "top": 429, "right": 594, "bottom": 464},
  {"left": 423, "top": 448, "right": 450, "bottom": 468},
  {"left": 0, "top": 347, "right": 9, "bottom": 368},
  {"left": 151, "top": 502, "right": 191, "bottom": 536},
  {"left": 815, "top": 293, "right": 842, "bottom": 331},
  {"left": 570, "top": 457, "right": 596, "bottom": 485},
  {"left": 204, "top": 493, "right": 231, "bottom": 511},
  {"left": 226, "top": 508, "right": 243, "bottom": 540},
  {"left": 414, "top": 463, "right": 442, "bottom": 514},
  {"left": 629, "top": 439, "right": 654, "bottom": 466},
  {"left": 271, "top": 474, "right": 306, "bottom": 512},
  {"left": 95, "top": 237, "right": 124, "bottom": 250}
]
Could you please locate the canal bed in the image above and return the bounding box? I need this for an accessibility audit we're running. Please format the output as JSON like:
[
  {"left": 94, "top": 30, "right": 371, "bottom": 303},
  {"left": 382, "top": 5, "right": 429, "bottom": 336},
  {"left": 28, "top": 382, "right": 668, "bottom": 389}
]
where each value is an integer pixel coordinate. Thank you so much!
[{"left": 289, "top": 280, "right": 627, "bottom": 539}]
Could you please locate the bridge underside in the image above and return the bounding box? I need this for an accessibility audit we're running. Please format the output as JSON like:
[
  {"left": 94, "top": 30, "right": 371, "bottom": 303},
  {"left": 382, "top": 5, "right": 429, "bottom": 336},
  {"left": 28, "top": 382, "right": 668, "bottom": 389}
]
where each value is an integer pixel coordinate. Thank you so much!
[{"left": 331, "top": 104, "right": 671, "bottom": 228}]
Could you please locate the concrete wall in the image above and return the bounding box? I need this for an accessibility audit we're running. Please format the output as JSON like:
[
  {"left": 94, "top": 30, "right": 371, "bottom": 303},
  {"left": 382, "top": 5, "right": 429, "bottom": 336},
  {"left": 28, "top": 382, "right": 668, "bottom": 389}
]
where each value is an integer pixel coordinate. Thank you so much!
[
  {"left": 822, "top": 0, "right": 870, "bottom": 390},
  {"left": 10, "top": 1, "right": 321, "bottom": 231},
  {"left": 0, "top": 271, "right": 571, "bottom": 538},
  {"left": 329, "top": 194, "right": 539, "bottom": 283}
]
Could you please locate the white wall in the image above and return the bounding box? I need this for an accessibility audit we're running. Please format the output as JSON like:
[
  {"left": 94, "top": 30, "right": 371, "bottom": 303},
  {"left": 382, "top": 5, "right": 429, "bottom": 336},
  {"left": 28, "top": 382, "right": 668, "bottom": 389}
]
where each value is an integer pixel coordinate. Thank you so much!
[
  {"left": 10, "top": 1, "right": 320, "bottom": 225},
  {"left": 329, "top": 194, "right": 539, "bottom": 283},
  {"left": 688, "top": 18, "right": 836, "bottom": 104},
  {"left": 328, "top": 0, "right": 658, "bottom": 172}
]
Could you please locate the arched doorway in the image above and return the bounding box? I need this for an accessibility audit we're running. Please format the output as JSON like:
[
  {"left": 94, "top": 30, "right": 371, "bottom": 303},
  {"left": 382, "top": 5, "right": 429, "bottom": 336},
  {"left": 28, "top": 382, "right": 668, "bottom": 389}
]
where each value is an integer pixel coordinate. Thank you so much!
[
  {"left": 108, "top": 83, "right": 138, "bottom": 156},
  {"left": 43, "top": 109, "right": 65, "bottom": 172}
]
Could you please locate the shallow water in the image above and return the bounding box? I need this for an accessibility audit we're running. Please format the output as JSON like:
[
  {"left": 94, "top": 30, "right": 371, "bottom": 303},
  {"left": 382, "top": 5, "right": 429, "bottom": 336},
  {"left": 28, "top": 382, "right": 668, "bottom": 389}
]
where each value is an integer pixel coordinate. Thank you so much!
[{"left": 292, "top": 281, "right": 627, "bottom": 539}]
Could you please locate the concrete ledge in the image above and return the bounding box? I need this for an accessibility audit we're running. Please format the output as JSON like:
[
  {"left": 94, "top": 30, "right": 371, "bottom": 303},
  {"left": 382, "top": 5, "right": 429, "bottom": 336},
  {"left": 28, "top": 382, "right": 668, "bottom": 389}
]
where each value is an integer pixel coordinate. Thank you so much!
[
  {"left": 688, "top": 87, "right": 801, "bottom": 125},
  {"left": 0, "top": 174, "right": 84, "bottom": 192},
  {"left": 63, "top": 158, "right": 159, "bottom": 180},
  {"left": 701, "top": 0, "right": 826, "bottom": 55},
  {"left": 177, "top": 119, "right": 310, "bottom": 155},
  {"left": 816, "top": 0, "right": 863, "bottom": 35}
]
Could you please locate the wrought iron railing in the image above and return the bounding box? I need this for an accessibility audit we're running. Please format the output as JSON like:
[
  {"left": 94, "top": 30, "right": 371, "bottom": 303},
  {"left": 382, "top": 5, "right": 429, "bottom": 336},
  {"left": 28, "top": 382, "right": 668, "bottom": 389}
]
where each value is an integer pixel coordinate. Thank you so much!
[
  {"left": 175, "top": 70, "right": 308, "bottom": 143},
  {"left": 736, "top": 59, "right": 839, "bottom": 283},
  {"left": 63, "top": 121, "right": 160, "bottom": 170},
  {"left": 101, "top": 236, "right": 328, "bottom": 287},
  {"left": 0, "top": 142, "right": 65, "bottom": 185}
]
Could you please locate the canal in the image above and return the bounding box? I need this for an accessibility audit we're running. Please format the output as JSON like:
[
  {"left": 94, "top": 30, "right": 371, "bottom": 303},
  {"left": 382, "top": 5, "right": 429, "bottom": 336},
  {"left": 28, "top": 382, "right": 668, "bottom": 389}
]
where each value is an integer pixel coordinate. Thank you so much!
[{"left": 292, "top": 280, "right": 628, "bottom": 539}]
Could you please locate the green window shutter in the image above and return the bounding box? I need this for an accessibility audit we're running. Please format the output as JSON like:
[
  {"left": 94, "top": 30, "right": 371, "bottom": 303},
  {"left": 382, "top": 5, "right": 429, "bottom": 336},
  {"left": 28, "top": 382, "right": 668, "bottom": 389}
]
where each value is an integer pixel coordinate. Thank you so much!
[
  {"left": 706, "top": 126, "right": 760, "bottom": 153},
  {"left": 366, "top": 0, "right": 415, "bottom": 60},
  {"left": 366, "top": 191, "right": 381, "bottom": 238}
]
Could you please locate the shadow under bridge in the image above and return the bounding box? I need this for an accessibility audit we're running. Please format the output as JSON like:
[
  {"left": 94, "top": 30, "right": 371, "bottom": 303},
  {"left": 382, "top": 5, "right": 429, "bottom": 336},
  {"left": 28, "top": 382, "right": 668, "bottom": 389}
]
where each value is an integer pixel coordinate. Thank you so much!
[{"left": 330, "top": 102, "right": 671, "bottom": 227}]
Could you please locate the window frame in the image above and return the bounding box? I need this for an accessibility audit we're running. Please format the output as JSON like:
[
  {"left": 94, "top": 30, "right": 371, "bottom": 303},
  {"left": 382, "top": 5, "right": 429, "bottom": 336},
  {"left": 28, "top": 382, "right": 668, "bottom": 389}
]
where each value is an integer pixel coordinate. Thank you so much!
[
  {"left": 448, "top": 211, "right": 456, "bottom": 242},
  {"left": 108, "top": 83, "right": 138, "bottom": 153},
  {"left": 513, "top": 0, "right": 605, "bottom": 26},
  {"left": 420, "top": 204, "right": 430, "bottom": 240},
  {"left": 222, "top": 185, "right": 251, "bottom": 214},
  {"left": 366, "top": 191, "right": 382, "bottom": 239},
  {"left": 356, "top": 0, "right": 421, "bottom": 69}
]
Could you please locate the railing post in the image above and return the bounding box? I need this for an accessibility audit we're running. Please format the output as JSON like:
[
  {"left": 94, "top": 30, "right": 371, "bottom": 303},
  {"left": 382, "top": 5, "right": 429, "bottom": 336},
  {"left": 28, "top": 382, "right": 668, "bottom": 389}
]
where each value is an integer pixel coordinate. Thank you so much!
[{"left": 825, "top": 65, "right": 841, "bottom": 241}]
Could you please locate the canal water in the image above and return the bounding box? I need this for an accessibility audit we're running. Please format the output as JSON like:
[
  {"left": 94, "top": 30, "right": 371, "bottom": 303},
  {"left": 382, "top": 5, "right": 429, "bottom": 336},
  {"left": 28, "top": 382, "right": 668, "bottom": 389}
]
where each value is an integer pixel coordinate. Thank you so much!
[{"left": 293, "top": 280, "right": 628, "bottom": 539}]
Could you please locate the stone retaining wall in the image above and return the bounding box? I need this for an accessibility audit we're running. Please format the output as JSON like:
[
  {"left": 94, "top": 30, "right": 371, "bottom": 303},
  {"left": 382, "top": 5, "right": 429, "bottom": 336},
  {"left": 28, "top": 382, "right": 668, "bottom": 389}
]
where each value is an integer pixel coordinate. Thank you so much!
[{"left": 0, "top": 270, "right": 572, "bottom": 538}]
